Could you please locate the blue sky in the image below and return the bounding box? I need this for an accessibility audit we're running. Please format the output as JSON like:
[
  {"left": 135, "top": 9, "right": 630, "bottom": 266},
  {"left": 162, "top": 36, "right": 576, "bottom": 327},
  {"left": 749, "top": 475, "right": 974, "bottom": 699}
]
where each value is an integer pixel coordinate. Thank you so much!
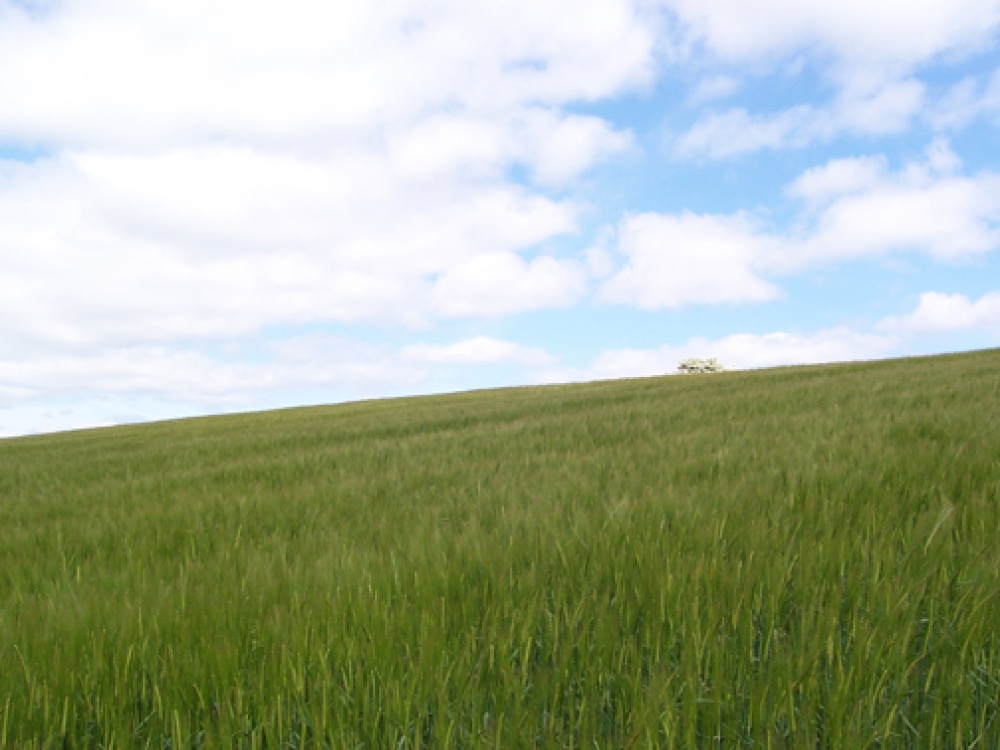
[{"left": 1, "top": 0, "right": 999, "bottom": 437}]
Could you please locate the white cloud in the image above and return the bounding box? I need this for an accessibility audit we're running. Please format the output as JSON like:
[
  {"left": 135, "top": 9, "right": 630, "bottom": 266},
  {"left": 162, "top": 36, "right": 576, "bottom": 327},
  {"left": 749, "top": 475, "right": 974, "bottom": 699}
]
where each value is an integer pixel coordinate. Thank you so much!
[
  {"left": 0, "top": 0, "right": 659, "bottom": 434},
  {"left": 758, "top": 142, "right": 1000, "bottom": 268},
  {"left": 922, "top": 137, "right": 964, "bottom": 175},
  {"left": 0, "top": 337, "right": 420, "bottom": 407},
  {"left": 675, "top": 105, "right": 816, "bottom": 158},
  {"left": 432, "top": 253, "right": 588, "bottom": 317},
  {"left": 786, "top": 155, "right": 887, "bottom": 203},
  {"left": 401, "top": 336, "right": 555, "bottom": 366},
  {"left": 663, "top": 0, "right": 1000, "bottom": 158},
  {"left": 0, "top": 145, "right": 590, "bottom": 348},
  {"left": 0, "top": 333, "right": 437, "bottom": 436},
  {"left": 878, "top": 291, "right": 1000, "bottom": 333},
  {"left": 795, "top": 165, "right": 1000, "bottom": 265},
  {"left": 514, "top": 110, "right": 633, "bottom": 187},
  {"left": 389, "top": 114, "right": 508, "bottom": 183},
  {"left": 661, "top": 0, "right": 1000, "bottom": 79},
  {"left": 598, "top": 142, "right": 1000, "bottom": 312},
  {"left": 0, "top": 0, "right": 656, "bottom": 355},
  {"left": 598, "top": 212, "right": 782, "bottom": 308},
  {"left": 587, "top": 327, "right": 898, "bottom": 379},
  {"left": 0, "top": 0, "right": 656, "bottom": 149},
  {"left": 676, "top": 67, "right": 1000, "bottom": 162},
  {"left": 387, "top": 108, "right": 632, "bottom": 186},
  {"left": 929, "top": 77, "right": 985, "bottom": 130},
  {"left": 2, "top": 0, "right": 998, "bottom": 437},
  {"left": 0, "top": 331, "right": 561, "bottom": 435},
  {"left": 833, "top": 79, "right": 927, "bottom": 134},
  {"left": 675, "top": 79, "right": 926, "bottom": 158}
]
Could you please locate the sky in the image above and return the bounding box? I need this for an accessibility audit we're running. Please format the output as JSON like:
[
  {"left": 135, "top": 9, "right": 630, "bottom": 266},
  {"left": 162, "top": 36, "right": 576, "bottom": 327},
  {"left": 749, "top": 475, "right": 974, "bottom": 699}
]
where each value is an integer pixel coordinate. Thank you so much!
[{"left": 1, "top": 0, "right": 999, "bottom": 437}]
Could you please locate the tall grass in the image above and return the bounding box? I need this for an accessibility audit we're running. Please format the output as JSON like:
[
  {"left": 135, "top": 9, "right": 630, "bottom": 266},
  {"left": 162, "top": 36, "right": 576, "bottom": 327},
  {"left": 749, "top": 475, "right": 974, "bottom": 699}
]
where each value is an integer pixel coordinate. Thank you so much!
[{"left": 1, "top": 349, "right": 998, "bottom": 748}]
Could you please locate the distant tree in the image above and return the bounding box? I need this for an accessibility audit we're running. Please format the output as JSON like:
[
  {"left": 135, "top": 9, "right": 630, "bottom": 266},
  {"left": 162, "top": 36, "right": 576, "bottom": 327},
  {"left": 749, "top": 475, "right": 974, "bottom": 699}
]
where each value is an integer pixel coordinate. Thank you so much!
[{"left": 677, "top": 357, "right": 727, "bottom": 374}]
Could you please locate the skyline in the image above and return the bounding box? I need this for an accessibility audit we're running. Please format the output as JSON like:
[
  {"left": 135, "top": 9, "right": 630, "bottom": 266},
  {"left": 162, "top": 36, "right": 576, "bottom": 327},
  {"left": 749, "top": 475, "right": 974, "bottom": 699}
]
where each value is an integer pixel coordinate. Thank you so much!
[{"left": 2, "top": 0, "right": 1000, "bottom": 437}]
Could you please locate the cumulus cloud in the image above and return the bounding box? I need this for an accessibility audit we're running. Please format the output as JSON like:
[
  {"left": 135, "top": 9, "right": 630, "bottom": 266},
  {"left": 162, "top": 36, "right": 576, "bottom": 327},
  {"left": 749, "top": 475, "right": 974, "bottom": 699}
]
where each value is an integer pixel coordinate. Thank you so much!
[
  {"left": 597, "top": 141, "right": 1000, "bottom": 312},
  {"left": 514, "top": 110, "right": 633, "bottom": 187},
  {"left": 401, "top": 336, "right": 556, "bottom": 366},
  {"left": 0, "top": 0, "right": 657, "bottom": 434},
  {"left": 790, "top": 144, "right": 1000, "bottom": 265},
  {"left": 785, "top": 155, "right": 889, "bottom": 203},
  {"left": 598, "top": 212, "right": 782, "bottom": 308},
  {"left": 0, "top": 141, "right": 590, "bottom": 348},
  {"left": 616, "top": 141, "right": 1000, "bottom": 308},
  {"left": 0, "top": 0, "right": 655, "bottom": 355},
  {"left": 878, "top": 291, "right": 1000, "bottom": 333}
]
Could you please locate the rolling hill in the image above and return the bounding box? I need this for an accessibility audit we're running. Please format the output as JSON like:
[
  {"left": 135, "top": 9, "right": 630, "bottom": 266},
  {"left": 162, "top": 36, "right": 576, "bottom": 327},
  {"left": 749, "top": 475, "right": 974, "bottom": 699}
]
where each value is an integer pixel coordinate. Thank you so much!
[{"left": 1, "top": 349, "right": 998, "bottom": 748}]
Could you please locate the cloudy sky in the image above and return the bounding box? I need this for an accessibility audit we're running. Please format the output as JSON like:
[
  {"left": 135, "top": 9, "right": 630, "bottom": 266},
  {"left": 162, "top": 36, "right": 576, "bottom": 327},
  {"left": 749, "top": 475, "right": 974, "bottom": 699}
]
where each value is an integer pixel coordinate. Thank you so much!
[{"left": 2, "top": 0, "right": 999, "bottom": 436}]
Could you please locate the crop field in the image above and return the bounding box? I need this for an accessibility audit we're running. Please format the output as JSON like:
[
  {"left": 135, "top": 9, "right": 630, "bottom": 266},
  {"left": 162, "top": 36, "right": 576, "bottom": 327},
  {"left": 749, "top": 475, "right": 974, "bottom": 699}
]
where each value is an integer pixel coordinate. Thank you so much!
[{"left": 1, "top": 349, "right": 999, "bottom": 748}]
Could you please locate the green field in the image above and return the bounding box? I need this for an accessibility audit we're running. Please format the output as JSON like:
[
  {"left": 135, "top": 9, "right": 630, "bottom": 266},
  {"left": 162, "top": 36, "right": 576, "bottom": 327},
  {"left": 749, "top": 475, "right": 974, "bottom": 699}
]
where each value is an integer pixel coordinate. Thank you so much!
[{"left": 1, "top": 349, "right": 998, "bottom": 748}]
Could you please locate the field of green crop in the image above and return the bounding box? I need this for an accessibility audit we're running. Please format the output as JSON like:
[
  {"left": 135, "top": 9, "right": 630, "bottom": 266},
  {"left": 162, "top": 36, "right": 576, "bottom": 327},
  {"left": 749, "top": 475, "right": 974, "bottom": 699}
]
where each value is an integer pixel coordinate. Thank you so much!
[{"left": 1, "top": 349, "right": 999, "bottom": 748}]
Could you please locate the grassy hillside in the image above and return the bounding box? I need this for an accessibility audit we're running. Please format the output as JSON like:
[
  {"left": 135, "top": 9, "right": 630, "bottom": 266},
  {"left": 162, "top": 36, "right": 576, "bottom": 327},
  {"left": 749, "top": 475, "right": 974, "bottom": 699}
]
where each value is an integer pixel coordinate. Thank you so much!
[{"left": 1, "top": 350, "right": 998, "bottom": 748}]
